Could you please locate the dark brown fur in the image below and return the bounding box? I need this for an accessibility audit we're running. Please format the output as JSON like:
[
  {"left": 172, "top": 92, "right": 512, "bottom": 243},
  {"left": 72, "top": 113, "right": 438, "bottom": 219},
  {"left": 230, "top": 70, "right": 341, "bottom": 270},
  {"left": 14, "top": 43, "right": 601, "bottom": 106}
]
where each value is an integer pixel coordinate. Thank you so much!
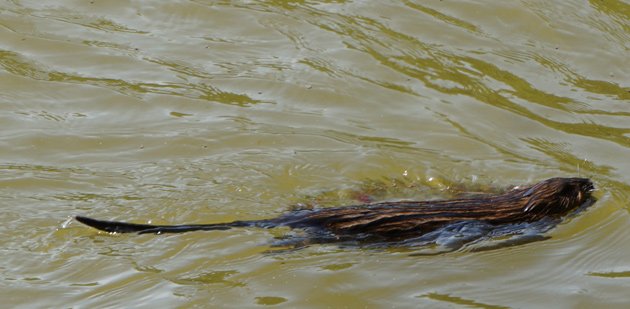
[{"left": 76, "top": 177, "right": 594, "bottom": 242}]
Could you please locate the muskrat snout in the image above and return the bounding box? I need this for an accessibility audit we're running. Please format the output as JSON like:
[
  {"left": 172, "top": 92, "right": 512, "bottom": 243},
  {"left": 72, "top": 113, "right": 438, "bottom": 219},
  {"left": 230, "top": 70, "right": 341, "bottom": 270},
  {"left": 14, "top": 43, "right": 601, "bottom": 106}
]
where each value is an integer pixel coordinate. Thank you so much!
[{"left": 582, "top": 180, "right": 595, "bottom": 193}]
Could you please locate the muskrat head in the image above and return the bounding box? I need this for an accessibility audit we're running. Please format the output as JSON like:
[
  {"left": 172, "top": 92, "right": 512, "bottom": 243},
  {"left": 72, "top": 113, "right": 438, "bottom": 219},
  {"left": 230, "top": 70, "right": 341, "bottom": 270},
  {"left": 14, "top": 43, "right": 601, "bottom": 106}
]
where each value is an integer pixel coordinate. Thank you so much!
[{"left": 522, "top": 177, "right": 594, "bottom": 217}]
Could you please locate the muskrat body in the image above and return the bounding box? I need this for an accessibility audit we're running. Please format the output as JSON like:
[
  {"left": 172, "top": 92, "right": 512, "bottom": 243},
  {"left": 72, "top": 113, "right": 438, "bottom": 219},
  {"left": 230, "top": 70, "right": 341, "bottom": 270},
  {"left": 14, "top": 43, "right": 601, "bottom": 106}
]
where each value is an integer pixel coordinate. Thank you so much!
[{"left": 76, "top": 177, "right": 594, "bottom": 246}]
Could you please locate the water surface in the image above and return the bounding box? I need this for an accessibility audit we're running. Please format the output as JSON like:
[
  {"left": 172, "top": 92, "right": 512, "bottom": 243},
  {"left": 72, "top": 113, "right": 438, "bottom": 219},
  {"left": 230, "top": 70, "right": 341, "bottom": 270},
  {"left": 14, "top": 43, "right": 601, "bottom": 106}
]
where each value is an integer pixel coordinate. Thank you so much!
[{"left": 1, "top": 1, "right": 629, "bottom": 308}]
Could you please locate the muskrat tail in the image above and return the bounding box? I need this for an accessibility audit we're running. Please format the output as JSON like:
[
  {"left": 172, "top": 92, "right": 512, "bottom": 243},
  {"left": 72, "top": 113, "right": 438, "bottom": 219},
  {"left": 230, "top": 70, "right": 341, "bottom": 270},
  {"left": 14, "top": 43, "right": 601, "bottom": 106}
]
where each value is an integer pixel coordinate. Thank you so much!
[{"left": 75, "top": 216, "right": 253, "bottom": 234}]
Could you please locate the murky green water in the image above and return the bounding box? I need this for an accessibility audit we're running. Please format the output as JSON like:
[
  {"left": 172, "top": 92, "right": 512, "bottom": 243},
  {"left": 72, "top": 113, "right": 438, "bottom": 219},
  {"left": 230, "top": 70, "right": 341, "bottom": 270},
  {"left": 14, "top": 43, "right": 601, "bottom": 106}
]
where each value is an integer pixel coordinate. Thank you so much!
[{"left": 1, "top": 1, "right": 629, "bottom": 307}]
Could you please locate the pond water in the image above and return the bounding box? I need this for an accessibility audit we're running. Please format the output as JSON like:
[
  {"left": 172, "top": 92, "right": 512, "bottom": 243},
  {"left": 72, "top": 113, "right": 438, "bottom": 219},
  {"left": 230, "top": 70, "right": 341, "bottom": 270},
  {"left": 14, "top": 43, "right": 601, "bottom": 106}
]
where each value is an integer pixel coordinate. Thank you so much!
[{"left": 1, "top": 1, "right": 629, "bottom": 308}]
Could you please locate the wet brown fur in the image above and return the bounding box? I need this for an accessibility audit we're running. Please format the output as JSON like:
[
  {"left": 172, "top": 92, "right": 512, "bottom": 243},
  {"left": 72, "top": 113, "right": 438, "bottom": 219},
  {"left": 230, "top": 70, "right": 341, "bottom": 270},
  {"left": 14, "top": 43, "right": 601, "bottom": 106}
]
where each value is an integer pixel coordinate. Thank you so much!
[
  {"left": 76, "top": 177, "right": 594, "bottom": 241},
  {"left": 272, "top": 177, "right": 594, "bottom": 240}
]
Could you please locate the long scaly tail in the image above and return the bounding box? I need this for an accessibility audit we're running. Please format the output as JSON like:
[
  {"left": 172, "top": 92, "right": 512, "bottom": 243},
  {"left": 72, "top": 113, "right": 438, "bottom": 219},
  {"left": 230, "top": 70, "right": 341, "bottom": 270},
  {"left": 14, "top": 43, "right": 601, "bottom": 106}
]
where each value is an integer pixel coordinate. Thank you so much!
[{"left": 75, "top": 216, "right": 255, "bottom": 234}]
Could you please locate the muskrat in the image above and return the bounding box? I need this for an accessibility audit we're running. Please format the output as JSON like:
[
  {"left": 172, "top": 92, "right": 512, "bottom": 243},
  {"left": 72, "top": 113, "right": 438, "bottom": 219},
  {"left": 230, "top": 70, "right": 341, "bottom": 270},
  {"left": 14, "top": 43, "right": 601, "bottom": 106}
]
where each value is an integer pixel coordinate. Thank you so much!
[{"left": 76, "top": 177, "right": 594, "bottom": 246}]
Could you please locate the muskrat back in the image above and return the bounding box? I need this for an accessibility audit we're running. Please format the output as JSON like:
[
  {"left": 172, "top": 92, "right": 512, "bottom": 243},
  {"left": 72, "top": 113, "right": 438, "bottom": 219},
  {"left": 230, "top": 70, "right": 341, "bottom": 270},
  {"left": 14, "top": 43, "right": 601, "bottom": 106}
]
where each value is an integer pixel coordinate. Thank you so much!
[{"left": 75, "top": 177, "right": 595, "bottom": 245}]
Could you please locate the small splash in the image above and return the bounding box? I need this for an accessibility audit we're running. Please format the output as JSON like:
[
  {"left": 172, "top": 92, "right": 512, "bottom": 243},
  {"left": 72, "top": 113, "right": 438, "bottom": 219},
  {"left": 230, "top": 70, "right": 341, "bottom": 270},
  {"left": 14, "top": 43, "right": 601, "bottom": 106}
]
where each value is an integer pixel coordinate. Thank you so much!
[{"left": 61, "top": 217, "right": 73, "bottom": 229}]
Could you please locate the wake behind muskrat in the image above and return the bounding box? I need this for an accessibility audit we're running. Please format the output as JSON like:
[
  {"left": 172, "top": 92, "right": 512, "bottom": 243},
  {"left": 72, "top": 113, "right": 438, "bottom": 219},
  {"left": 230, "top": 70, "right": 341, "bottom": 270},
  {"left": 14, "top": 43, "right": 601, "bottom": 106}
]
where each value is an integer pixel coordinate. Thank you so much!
[{"left": 76, "top": 177, "right": 595, "bottom": 249}]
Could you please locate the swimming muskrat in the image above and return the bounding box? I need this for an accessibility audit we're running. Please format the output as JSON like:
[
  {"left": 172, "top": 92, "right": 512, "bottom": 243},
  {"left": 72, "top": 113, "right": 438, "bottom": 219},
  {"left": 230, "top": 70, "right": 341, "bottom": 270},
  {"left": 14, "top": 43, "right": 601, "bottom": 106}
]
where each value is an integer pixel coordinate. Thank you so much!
[{"left": 76, "top": 177, "right": 595, "bottom": 247}]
